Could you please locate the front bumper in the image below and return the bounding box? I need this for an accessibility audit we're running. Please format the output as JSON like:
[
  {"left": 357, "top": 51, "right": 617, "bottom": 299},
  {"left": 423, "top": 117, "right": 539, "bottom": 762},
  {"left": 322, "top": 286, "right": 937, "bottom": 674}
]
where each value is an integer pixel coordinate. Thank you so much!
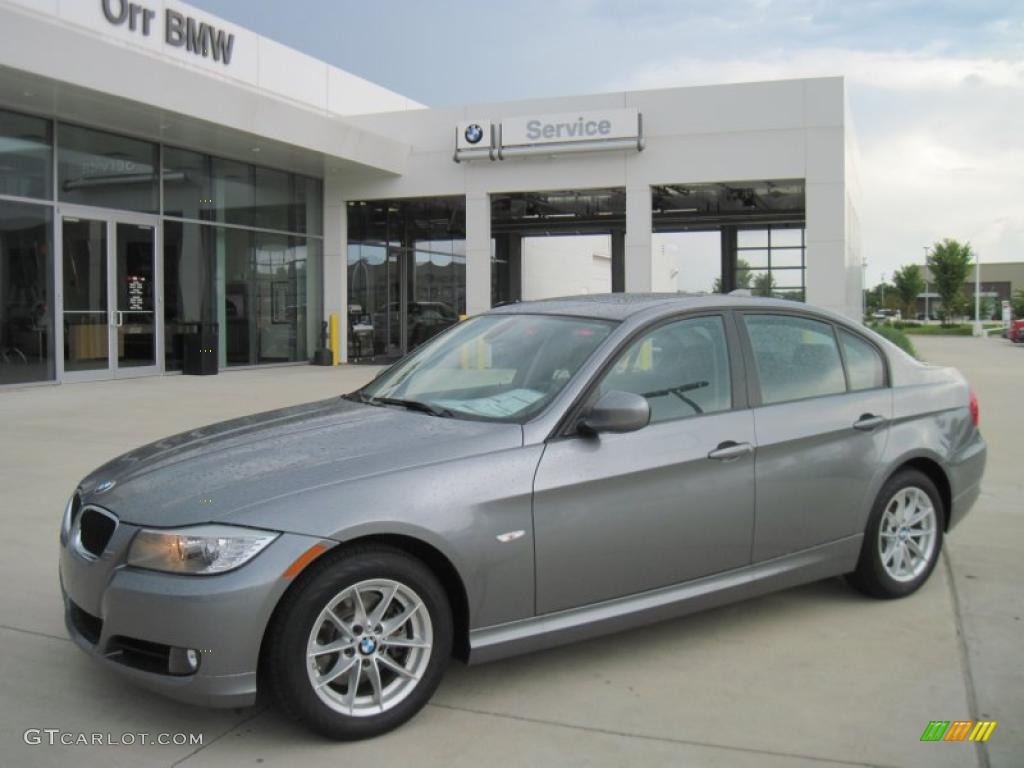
[{"left": 60, "top": 519, "right": 333, "bottom": 708}]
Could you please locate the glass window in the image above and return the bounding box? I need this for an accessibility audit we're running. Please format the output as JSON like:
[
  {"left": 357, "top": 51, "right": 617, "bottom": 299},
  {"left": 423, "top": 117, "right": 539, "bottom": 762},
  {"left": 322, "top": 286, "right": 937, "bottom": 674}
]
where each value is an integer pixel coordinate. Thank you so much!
[
  {"left": 211, "top": 157, "right": 254, "bottom": 227},
  {"left": 744, "top": 314, "right": 846, "bottom": 404},
  {"left": 296, "top": 175, "right": 323, "bottom": 236},
  {"left": 839, "top": 329, "right": 885, "bottom": 391},
  {"left": 57, "top": 124, "right": 157, "bottom": 212},
  {"left": 163, "top": 149, "right": 322, "bottom": 235},
  {"left": 0, "top": 109, "right": 52, "bottom": 200},
  {"left": 0, "top": 201, "right": 54, "bottom": 384},
  {"left": 598, "top": 315, "right": 732, "bottom": 424},
  {"left": 358, "top": 314, "right": 615, "bottom": 423},
  {"left": 253, "top": 166, "right": 290, "bottom": 232},
  {"left": 163, "top": 221, "right": 217, "bottom": 371},
  {"left": 348, "top": 197, "right": 466, "bottom": 359},
  {"left": 162, "top": 147, "right": 213, "bottom": 221}
]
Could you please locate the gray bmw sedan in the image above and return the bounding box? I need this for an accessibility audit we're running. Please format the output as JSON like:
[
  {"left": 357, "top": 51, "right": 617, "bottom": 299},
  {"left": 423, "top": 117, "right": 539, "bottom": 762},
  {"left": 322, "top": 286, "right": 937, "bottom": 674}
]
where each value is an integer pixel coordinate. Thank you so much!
[{"left": 60, "top": 294, "right": 986, "bottom": 739}]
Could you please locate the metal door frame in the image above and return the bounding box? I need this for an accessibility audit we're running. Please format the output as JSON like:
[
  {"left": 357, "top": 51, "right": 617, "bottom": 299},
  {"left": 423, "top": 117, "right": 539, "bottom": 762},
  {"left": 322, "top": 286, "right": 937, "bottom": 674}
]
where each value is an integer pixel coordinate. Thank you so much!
[{"left": 56, "top": 204, "right": 163, "bottom": 382}]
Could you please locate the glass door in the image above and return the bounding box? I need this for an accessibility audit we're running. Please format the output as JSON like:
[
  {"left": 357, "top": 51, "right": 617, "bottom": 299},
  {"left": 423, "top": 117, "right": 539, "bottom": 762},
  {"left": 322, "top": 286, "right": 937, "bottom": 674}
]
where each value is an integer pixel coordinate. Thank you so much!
[
  {"left": 114, "top": 222, "right": 157, "bottom": 374},
  {"left": 60, "top": 211, "right": 160, "bottom": 381},
  {"left": 62, "top": 216, "right": 110, "bottom": 378}
]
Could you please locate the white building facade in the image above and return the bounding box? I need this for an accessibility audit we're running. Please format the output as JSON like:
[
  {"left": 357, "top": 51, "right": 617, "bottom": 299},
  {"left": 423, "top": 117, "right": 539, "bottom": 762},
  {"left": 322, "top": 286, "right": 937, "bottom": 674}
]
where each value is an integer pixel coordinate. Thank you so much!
[{"left": 0, "top": 0, "right": 861, "bottom": 384}]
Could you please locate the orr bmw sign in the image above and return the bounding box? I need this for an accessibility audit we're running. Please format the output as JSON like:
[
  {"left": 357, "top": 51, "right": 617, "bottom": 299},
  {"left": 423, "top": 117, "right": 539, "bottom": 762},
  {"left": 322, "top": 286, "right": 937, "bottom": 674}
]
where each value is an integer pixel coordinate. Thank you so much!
[
  {"left": 456, "top": 108, "right": 643, "bottom": 162},
  {"left": 101, "top": 0, "right": 236, "bottom": 66}
]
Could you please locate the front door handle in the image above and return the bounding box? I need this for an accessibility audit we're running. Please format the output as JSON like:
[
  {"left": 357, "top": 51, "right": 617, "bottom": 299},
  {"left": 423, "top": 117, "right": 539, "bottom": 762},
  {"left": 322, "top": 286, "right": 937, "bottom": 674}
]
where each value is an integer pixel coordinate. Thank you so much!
[
  {"left": 853, "top": 414, "right": 886, "bottom": 431},
  {"left": 707, "top": 441, "right": 753, "bottom": 461}
]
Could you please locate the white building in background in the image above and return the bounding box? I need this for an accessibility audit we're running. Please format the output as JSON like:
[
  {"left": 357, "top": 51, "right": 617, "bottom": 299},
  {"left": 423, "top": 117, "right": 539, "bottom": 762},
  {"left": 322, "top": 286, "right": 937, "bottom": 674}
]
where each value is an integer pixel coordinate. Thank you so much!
[{"left": 0, "top": 0, "right": 861, "bottom": 384}]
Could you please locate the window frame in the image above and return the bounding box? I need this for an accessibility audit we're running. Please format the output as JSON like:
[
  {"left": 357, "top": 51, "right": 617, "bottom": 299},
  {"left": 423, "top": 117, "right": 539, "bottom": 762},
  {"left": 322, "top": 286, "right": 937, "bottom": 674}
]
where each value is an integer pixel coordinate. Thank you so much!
[
  {"left": 553, "top": 310, "right": 747, "bottom": 438},
  {"left": 735, "top": 309, "right": 891, "bottom": 407}
]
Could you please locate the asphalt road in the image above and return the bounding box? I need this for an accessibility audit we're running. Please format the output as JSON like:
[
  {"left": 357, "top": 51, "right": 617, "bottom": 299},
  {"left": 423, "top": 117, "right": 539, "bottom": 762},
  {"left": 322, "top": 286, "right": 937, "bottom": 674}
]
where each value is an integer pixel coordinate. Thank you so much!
[{"left": 0, "top": 336, "right": 1019, "bottom": 767}]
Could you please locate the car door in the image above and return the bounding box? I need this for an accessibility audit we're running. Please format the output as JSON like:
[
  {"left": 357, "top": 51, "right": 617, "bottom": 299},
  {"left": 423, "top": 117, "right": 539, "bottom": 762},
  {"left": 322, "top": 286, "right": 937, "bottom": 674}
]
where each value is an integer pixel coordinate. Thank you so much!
[
  {"left": 738, "top": 312, "right": 893, "bottom": 561},
  {"left": 532, "top": 313, "right": 756, "bottom": 614}
]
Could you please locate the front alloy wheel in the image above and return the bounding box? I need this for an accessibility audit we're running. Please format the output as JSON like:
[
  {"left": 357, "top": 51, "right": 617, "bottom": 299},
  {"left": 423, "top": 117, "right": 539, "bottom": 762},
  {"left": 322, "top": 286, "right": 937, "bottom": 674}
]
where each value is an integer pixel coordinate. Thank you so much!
[
  {"left": 266, "top": 545, "right": 452, "bottom": 739},
  {"left": 307, "top": 579, "right": 433, "bottom": 717}
]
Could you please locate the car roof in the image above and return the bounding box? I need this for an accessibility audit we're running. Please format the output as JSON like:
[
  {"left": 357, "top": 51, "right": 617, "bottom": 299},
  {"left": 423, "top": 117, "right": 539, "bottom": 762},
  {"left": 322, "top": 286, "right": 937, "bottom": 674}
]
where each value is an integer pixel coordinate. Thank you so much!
[{"left": 486, "top": 293, "right": 834, "bottom": 323}]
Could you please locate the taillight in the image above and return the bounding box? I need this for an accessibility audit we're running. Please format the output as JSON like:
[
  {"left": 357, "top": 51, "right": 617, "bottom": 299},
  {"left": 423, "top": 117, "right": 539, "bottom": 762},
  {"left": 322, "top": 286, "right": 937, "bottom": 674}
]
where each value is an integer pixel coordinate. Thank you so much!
[{"left": 969, "top": 387, "right": 979, "bottom": 428}]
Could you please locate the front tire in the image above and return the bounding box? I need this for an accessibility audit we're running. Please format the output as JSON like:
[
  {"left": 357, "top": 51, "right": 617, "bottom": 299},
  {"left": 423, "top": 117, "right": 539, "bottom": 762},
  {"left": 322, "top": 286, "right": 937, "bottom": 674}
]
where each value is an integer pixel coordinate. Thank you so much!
[
  {"left": 847, "top": 469, "right": 944, "bottom": 599},
  {"left": 265, "top": 545, "right": 452, "bottom": 739}
]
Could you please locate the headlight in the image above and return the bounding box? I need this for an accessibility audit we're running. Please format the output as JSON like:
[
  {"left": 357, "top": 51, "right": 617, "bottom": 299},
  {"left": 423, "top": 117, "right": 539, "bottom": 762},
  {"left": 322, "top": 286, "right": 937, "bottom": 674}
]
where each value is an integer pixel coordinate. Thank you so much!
[{"left": 127, "top": 525, "right": 279, "bottom": 575}]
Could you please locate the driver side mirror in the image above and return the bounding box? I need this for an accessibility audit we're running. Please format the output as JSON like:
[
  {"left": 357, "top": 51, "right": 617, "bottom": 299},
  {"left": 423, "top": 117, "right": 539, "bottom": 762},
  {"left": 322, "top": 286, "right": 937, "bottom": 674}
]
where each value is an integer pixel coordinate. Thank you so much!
[{"left": 577, "top": 390, "right": 650, "bottom": 436}]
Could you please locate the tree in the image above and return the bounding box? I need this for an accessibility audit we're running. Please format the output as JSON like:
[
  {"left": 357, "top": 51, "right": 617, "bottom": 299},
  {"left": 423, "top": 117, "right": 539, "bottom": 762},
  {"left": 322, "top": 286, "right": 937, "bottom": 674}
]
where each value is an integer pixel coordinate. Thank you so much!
[
  {"left": 752, "top": 271, "right": 775, "bottom": 297},
  {"left": 927, "top": 239, "right": 974, "bottom": 325},
  {"left": 712, "top": 258, "right": 753, "bottom": 293},
  {"left": 1011, "top": 289, "right": 1024, "bottom": 320},
  {"left": 891, "top": 264, "right": 925, "bottom": 319}
]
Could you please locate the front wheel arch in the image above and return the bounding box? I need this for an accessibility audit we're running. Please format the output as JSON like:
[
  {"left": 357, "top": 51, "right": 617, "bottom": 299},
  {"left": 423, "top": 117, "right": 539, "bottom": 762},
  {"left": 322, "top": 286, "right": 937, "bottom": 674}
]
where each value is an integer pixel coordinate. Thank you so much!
[{"left": 258, "top": 534, "right": 471, "bottom": 695}]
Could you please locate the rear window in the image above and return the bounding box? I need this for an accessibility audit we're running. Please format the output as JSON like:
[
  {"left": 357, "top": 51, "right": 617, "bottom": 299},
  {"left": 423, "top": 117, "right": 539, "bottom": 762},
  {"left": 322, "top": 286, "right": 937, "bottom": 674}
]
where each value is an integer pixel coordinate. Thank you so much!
[{"left": 839, "top": 329, "right": 886, "bottom": 390}]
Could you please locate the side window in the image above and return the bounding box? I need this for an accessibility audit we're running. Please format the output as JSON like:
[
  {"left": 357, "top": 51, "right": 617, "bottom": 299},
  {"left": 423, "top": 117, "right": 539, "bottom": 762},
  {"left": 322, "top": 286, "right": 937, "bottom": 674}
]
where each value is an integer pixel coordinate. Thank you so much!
[
  {"left": 839, "top": 329, "right": 886, "bottom": 390},
  {"left": 743, "top": 314, "right": 846, "bottom": 405},
  {"left": 598, "top": 315, "right": 732, "bottom": 424}
]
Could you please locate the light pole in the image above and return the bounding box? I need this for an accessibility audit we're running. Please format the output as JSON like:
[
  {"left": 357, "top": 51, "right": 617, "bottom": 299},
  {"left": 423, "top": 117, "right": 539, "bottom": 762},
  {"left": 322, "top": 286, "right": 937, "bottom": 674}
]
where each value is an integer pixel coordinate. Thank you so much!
[{"left": 973, "top": 247, "right": 983, "bottom": 337}]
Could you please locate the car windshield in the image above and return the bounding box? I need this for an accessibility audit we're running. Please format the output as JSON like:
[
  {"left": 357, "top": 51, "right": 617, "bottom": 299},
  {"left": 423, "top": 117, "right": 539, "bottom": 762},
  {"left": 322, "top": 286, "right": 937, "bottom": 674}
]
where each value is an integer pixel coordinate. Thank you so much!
[{"left": 353, "top": 314, "right": 617, "bottom": 423}]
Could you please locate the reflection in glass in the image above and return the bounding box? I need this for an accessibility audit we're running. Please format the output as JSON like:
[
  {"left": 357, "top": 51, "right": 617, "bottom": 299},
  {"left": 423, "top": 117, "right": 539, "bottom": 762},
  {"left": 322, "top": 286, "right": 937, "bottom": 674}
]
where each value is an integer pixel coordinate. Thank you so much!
[
  {"left": 62, "top": 218, "right": 109, "bottom": 372},
  {"left": 164, "top": 223, "right": 321, "bottom": 369},
  {"left": 347, "top": 198, "right": 466, "bottom": 360},
  {"left": 116, "top": 223, "right": 155, "bottom": 368},
  {"left": 162, "top": 147, "right": 323, "bottom": 234},
  {"left": 224, "top": 230, "right": 318, "bottom": 366},
  {"left": 651, "top": 232, "right": 721, "bottom": 293},
  {"left": 0, "top": 109, "right": 52, "bottom": 200},
  {"left": 521, "top": 235, "right": 610, "bottom": 300},
  {"left": 0, "top": 201, "right": 54, "bottom": 384},
  {"left": 410, "top": 240, "right": 464, "bottom": 348},
  {"left": 58, "top": 124, "right": 158, "bottom": 213},
  {"left": 163, "top": 221, "right": 216, "bottom": 371}
]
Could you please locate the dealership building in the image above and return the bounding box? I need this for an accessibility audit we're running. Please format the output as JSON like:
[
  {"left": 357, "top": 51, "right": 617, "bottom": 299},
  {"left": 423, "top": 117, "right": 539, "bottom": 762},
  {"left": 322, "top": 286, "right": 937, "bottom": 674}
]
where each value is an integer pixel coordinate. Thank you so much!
[{"left": 0, "top": 0, "right": 862, "bottom": 386}]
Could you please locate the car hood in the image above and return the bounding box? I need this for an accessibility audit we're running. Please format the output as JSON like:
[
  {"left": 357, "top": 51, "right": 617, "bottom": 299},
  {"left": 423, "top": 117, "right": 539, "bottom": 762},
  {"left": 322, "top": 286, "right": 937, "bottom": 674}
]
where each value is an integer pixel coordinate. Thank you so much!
[{"left": 80, "top": 397, "right": 523, "bottom": 528}]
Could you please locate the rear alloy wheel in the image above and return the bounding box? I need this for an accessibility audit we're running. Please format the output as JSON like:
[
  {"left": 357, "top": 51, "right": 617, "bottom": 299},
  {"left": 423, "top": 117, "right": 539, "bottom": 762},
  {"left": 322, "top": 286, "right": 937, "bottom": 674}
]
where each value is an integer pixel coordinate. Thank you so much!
[
  {"left": 848, "top": 469, "right": 945, "bottom": 599},
  {"left": 266, "top": 546, "right": 452, "bottom": 739}
]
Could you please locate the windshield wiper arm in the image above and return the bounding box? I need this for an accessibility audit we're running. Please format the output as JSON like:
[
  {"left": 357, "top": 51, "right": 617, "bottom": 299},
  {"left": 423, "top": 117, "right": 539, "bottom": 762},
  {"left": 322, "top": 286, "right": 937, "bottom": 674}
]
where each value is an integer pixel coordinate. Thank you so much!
[{"left": 354, "top": 394, "right": 454, "bottom": 418}]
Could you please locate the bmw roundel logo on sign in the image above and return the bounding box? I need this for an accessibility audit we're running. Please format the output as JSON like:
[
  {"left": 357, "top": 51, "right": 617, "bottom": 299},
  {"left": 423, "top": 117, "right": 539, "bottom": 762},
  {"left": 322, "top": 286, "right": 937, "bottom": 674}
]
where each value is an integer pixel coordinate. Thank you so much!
[{"left": 464, "top": 124, "right": 484, "bottom": 145}]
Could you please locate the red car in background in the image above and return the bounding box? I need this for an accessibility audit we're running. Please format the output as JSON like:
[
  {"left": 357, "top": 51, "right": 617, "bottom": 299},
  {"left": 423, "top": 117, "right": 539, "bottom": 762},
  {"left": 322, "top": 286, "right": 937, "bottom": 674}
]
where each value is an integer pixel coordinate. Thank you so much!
[{"left": 1008, "top": 319, "right": 1024, "bottom": 343}]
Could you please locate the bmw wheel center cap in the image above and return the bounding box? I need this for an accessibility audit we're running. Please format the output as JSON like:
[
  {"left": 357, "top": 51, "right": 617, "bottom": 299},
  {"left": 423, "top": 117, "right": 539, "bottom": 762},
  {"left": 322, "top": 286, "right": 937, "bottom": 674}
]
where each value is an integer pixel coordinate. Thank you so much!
[{"left": 359, "top": 637, "right": 377, "bottom": 655}]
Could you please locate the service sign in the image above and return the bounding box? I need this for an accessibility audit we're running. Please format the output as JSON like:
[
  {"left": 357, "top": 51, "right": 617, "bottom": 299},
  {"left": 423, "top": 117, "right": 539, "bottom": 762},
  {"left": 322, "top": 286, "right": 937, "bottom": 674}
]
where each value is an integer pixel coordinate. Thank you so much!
[{"left": 501, "top": 108, "right": 640, "bottom": 148}]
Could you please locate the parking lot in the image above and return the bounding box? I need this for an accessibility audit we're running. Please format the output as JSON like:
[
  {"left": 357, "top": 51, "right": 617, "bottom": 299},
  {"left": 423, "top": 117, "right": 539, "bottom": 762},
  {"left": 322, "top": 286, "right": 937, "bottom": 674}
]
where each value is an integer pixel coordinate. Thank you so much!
[{"left": 1, "top": 336, "right": 1020, "bottom": 767}]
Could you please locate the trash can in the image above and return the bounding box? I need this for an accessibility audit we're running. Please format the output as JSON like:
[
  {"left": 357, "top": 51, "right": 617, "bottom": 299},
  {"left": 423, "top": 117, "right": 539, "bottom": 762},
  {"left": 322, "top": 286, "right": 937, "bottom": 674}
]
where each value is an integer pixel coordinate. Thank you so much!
[{"left": 182, "top": 322, "right": 219, "bottom": 375}]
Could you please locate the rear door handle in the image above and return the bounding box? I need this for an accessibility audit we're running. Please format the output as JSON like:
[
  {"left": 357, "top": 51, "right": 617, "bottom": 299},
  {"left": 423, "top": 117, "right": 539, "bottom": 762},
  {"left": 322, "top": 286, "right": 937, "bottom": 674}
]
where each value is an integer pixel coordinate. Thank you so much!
[
  {"left": 853, "top": 414, "right": 886, "bottom": 431},
  {"left": 707, "top": 441, "right": 753, "bottom": 461}
]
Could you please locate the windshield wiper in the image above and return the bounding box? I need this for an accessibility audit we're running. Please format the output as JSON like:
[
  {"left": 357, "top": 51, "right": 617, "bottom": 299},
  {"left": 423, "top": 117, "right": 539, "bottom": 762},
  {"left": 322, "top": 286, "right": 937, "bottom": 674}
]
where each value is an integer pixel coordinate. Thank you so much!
[{"left": 349, "top": 392, "right": 454, "bottom": 418}]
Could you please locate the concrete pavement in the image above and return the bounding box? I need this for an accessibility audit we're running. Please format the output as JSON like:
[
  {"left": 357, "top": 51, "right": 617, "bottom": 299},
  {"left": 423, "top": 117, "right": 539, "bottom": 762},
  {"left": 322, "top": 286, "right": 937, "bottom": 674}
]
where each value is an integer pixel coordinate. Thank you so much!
[{"left": 0, "top": 338, "right": 1019, "bottom": 767}]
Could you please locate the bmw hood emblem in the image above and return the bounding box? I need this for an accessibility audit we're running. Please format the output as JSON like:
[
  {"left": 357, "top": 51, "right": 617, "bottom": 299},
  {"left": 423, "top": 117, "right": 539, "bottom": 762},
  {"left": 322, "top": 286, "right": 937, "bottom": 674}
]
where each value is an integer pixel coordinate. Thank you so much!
[{"left": 464, "top": 123, "right": 484, "bottom": 144}]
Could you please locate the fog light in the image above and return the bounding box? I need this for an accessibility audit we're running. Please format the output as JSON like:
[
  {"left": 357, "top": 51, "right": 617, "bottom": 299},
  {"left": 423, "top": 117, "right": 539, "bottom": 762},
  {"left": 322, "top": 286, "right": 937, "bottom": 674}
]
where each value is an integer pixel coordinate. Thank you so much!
[{"left": 168, "top": 646, "right": 200, "bottom": 675}]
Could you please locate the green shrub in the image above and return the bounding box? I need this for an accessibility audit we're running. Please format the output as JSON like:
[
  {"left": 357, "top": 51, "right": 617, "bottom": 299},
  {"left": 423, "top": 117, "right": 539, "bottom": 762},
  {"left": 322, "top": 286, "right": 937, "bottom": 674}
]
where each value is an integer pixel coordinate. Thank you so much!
[{"left": 868, "top": 323, "right": 918, "bottom": 358}]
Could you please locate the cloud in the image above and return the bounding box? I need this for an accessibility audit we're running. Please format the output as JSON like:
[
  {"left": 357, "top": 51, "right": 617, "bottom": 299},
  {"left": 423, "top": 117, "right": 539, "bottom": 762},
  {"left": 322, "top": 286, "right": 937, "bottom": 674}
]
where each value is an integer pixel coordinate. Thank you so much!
[
  {"left": 612, "top": 46, "right": 1024, "bottom": 281},
  {"left": 612, "top": 48, "right": 1024, "bottom": 92}
]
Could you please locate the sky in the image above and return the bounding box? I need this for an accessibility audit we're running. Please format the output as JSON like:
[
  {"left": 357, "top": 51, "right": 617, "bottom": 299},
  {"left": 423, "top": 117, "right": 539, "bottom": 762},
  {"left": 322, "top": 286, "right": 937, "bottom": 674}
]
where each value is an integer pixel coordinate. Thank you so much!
[{"left": 196, "top": 0, "right": 1024, "bottom": 285}]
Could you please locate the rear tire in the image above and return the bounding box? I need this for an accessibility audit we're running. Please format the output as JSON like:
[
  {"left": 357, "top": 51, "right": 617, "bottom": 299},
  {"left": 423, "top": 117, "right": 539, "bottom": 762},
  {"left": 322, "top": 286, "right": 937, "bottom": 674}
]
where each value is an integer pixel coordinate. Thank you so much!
[
  {"left": 265, "top": 545, "right": 452, "bottom": 739},
  {"left": 847, "top": 469, "right": 944, "bottom": 599}
]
